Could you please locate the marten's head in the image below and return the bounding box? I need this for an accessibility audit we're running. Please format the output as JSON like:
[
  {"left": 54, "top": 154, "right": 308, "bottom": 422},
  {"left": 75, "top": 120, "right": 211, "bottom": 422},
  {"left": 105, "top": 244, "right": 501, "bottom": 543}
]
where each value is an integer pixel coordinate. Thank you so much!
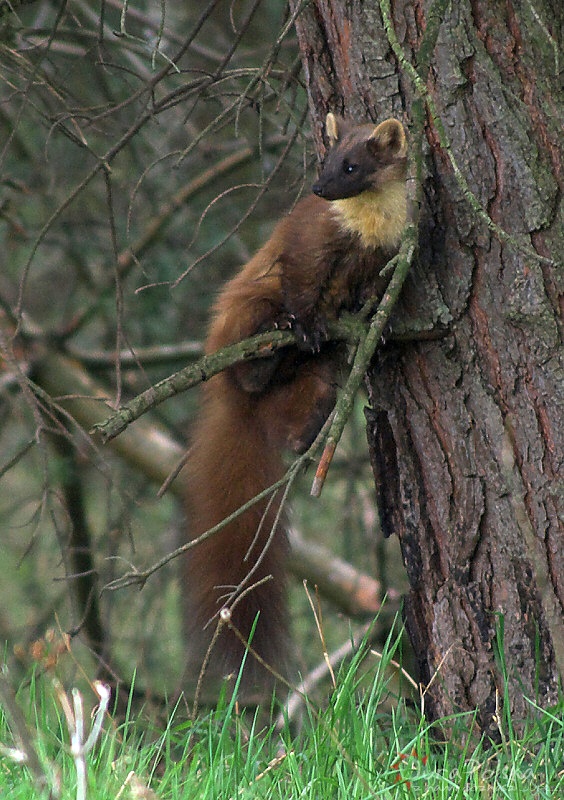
[{"left": 312, "top": 113, "right": 407, "bottom": 202}]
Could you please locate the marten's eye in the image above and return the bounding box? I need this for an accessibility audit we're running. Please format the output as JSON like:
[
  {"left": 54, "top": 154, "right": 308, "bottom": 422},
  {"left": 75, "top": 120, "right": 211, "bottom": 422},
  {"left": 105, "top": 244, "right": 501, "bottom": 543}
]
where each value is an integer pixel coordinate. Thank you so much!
[{"left": 342, "top": 159, "right": 358, "bottom": 175}]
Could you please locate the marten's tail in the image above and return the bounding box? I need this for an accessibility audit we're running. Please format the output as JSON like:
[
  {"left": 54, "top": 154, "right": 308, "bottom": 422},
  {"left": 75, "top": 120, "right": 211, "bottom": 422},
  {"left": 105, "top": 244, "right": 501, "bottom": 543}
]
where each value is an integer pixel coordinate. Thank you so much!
[
  {"left": 182, "top": 353, "right": 339, "bottom": 702},
  {"left": 182, "top": 372, "right": 291, "bottom": 702}
]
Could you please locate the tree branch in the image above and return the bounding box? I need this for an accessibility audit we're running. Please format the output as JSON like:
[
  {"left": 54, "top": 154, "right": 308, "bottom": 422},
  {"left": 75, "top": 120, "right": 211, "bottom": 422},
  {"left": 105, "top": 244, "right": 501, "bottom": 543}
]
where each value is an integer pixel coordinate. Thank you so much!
[{"left": 91, "top": 314, "right": 365, "bottom": 443}]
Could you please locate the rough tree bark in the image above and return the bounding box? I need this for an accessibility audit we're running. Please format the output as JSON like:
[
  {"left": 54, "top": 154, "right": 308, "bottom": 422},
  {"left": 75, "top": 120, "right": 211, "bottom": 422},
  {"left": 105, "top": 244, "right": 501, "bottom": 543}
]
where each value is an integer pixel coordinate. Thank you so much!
[{"left": 292, "top": 0, "right": 563, "bottom": 736}]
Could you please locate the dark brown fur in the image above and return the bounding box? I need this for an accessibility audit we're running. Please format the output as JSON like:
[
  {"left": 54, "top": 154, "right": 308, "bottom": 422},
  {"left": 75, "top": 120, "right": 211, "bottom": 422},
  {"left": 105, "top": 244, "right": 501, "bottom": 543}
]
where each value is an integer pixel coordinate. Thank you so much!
[{"left": 182, "top": 114, "right": 407, "bottom": 702}]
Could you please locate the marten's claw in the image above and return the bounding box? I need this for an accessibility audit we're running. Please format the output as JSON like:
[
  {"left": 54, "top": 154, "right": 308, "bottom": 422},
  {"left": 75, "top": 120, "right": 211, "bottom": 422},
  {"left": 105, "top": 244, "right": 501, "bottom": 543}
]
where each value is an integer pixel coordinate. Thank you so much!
[
  {"left": 273, "top": 313, "right": 295, "bottom": 332},
  {"left": 292, "top": 314, "right": 328, "bottom": 353}
]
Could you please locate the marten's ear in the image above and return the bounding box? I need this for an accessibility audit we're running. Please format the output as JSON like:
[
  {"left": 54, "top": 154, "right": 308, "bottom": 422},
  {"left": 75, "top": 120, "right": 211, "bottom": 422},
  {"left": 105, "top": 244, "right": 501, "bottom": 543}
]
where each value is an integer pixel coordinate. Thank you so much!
[
  {"left": 368, "top": 119, "right": 407, "bottom": 158},
  {"left": 325, "top": 112, "right": 347, "bottom": 145}
]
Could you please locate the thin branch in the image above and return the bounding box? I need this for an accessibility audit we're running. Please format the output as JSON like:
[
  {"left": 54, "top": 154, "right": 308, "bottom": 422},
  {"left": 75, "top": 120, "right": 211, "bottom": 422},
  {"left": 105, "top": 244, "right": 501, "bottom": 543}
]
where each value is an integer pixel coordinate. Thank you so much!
[
  {"left": 101, "top": 457, "right": 307, "bottom": 594},
  {"left": 173, "top": 106, "right": 308, "bottom": 286},
  {"left": 303, "top": 581, "right": 337, "bottom": 688},
  {"left": 100, "top": 391, "right": 336, "bottom": 596},
  {"left": 65, "top": 145, "right": 256, "bottom": 340},
  {"left": 91, "top": 315, "right": 364, "bottom": 443}
]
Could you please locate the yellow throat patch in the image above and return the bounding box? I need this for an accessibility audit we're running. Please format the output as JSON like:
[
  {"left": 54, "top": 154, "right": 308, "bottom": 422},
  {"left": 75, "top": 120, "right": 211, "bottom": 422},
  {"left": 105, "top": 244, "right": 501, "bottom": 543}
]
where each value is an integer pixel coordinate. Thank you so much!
[{"left": 332, "top": 181, "right": 407, "bottom": 249}]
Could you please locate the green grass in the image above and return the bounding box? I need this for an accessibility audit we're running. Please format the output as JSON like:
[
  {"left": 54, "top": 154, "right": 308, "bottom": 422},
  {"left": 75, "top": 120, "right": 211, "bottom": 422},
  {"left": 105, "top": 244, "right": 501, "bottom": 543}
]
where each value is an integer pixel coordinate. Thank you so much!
[{"left": 1, "top": 643, "right": 563, "bottom": 800}]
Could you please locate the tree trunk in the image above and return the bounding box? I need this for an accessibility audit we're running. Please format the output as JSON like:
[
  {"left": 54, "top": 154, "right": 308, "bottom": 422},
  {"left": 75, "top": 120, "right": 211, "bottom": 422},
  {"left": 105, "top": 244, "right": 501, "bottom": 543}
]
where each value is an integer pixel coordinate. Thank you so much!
[{"left": 293, "top": 0, "right": 563, "bottom": 736}]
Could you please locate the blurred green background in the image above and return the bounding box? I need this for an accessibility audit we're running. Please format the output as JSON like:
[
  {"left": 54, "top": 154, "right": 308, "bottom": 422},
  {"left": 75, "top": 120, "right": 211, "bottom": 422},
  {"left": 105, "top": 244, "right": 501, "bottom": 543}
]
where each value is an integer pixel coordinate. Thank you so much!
[{"left": 0, "top": 0, "right": 408, "bottom": 705}]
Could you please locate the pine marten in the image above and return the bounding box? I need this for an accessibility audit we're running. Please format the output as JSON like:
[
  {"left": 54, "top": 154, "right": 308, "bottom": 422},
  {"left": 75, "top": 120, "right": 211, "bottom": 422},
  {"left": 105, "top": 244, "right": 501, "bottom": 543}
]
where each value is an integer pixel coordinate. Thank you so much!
[{"left": 182, "top": 113, "right": 407, "bottom": 702}]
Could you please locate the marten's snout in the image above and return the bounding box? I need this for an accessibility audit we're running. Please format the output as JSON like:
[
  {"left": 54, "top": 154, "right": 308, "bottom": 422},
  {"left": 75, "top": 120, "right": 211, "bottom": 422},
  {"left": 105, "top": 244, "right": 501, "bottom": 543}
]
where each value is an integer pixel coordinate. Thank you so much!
[{"left": 312, "top": 180, "right": 341, "bottom": 200}]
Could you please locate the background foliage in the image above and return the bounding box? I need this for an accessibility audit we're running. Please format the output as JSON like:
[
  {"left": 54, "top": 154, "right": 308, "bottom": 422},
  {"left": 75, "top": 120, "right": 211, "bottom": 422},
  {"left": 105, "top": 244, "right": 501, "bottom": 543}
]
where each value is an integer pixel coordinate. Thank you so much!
[{"left": 0, "top": 0, "right": 405, "bottom": 700}]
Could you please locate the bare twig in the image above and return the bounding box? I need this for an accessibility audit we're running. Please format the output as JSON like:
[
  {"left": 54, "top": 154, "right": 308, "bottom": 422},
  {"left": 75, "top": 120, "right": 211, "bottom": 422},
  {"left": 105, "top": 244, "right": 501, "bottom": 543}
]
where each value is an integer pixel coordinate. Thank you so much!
[
  {"left": 303, "top": 581, "right": 337, "bottom": 688},
  {"left": 54, "top": 680, "right": 110, "bottom": 800}
]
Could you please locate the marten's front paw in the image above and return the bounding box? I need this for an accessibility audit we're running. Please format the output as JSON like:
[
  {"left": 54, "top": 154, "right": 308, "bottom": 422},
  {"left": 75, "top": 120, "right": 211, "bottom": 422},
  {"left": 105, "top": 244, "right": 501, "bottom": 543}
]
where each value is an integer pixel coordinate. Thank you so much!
[
  {"left": 273, "top": 310, "right": 328, "bottom": 352},
  {"left": 271, "top": 313, "right": 295, "bottom": 332},
  {"left": 291, "top": 313, "right": 328, "bottom": 353}
]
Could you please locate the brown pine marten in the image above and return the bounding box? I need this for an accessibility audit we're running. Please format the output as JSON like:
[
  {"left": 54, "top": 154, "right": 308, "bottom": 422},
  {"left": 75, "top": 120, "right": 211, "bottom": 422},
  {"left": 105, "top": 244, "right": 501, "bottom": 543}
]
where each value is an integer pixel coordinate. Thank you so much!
[{"left": 182, "top": 113, "right": 407, "bottom": 702}]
